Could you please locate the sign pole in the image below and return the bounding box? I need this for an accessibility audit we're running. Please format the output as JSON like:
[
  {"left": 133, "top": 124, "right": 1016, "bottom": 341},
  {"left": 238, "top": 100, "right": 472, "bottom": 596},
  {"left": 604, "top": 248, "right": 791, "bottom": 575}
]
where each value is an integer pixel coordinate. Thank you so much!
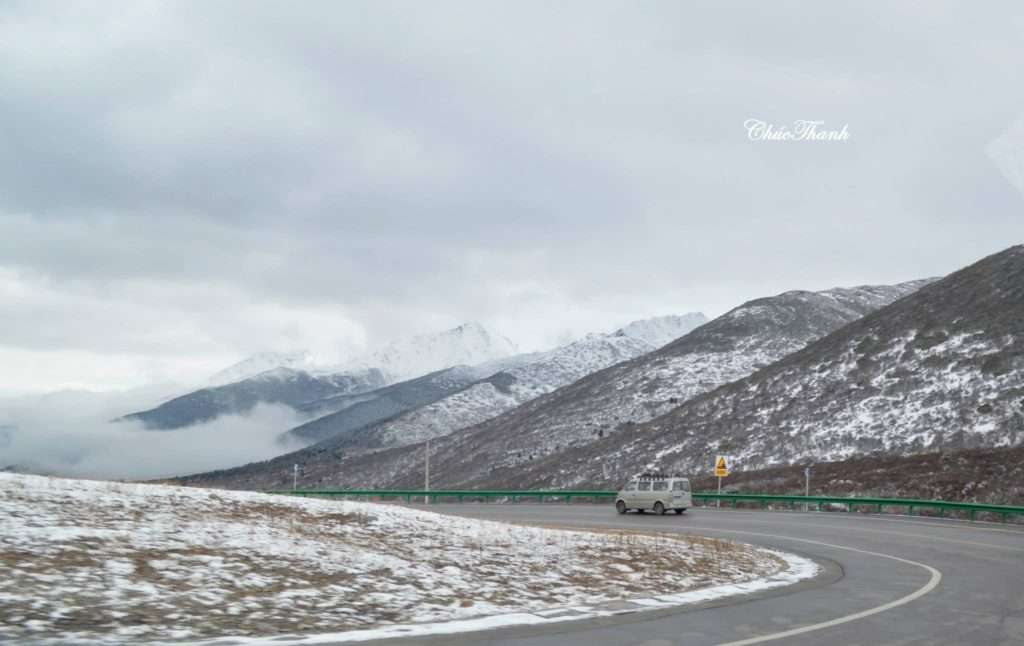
[
  {"left": 424, "top": 438, "right": 430, "bottom": 505},
  {"left": 713, "top": 455, "right": 729, "bottom": 509},
  {"left": 293, "top": 464, "right": 298, "bottom": 492}
]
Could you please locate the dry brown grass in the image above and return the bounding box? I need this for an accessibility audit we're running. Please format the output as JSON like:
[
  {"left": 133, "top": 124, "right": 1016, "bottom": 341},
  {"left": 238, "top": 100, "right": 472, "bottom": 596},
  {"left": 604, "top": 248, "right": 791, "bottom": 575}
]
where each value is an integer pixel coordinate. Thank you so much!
[{"left": 2, "top": 479, "right": 785, "bottom": 643}]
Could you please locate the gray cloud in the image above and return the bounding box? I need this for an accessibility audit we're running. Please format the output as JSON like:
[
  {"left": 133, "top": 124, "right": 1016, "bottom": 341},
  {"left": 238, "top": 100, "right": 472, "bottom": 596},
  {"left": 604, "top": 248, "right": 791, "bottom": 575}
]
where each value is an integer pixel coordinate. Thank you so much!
[{"left": 1, "top": 1, "right": 1023, "bottom": 392}]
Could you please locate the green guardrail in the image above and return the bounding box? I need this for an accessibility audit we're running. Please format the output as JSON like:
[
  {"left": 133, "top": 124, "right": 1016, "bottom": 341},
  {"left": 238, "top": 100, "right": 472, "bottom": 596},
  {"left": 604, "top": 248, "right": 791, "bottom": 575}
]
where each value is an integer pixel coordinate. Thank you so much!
[
  {"left": 690, "top": 493, "right": 1024, "bottom": 523},
  {"left": 267, "top": 489, "right": 1024, "bottom": 523},
  {"left": 272, "top": 489, "right": 617, "bottom": 504}
]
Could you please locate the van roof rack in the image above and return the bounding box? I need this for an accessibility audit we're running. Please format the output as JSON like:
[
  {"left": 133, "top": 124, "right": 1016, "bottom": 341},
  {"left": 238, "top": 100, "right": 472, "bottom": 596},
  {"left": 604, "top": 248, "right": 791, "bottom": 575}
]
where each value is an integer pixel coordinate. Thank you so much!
[{"left": 636, "top": 472, "right": 687, "bottom": 480}]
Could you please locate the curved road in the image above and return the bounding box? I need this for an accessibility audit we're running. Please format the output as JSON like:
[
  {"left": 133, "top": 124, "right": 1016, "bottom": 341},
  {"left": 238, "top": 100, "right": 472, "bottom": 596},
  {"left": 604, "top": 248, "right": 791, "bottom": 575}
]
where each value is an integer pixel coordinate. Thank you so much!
[{"left": 361, "top": 504, "right": 1024, "bottom": 646}]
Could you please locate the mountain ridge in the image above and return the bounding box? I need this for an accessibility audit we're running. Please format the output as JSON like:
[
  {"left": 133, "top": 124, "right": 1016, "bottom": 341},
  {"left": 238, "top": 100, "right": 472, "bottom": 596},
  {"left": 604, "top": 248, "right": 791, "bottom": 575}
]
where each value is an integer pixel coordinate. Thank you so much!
[
  {"left": 477, "top": 245, "right": 1024, "bottom": 488},
  {"left": 120, "top": 322, "right": 518, "bottom": 430},
  {"left": 172, "top": 277, "right": 931, "bottom": 490},
  {"left": 286, "top": 312, "right": 707, "bottom": 452}
]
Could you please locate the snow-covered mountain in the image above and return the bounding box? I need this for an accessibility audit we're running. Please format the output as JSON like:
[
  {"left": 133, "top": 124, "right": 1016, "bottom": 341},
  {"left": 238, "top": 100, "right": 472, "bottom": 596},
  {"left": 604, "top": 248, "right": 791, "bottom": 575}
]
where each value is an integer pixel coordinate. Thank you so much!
[
  {"left": 332, "top": 322, "right": 519, "bottom": 383},
  {"left": 278, "top": 365, "right": 489, "bottom": 446},
  {"left": 495, "top": 245, "right": 1024, "bottom": 488},
  {"left": 613, "top": 313, "right": 709, "bottom": 348},
  {"left": 121, "top": 322, "right": 518, "bottom": 430},
  {"left": 307, "top": 313, "right": 707, "bottom": 452},
  {"left": 207, "top": 323, "right": 517, "bottom": 388},
  {"left": 173, "top": 276, "right": 933, "bottom": 491},
  {"left": 207, "top": 352, "right": 316, "bottom": 387},
  {"left": 119, "top": 368, "right": 386, "bottom": 430},
  {"left": 331, "top": 279, "right": 930, "bottom": 489}
]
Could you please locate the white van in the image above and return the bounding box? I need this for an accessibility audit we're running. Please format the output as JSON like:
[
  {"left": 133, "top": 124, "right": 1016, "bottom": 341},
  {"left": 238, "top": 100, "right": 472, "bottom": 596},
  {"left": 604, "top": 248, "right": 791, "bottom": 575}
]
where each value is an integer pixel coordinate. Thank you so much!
[{"left": 615, "top": 473, "right": 691, "bottom": 515}]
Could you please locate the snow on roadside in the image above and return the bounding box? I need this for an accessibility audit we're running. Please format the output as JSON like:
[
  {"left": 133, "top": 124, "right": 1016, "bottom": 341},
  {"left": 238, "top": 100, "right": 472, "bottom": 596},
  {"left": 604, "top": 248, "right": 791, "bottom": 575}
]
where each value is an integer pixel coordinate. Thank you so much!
[{"left": 1, "top": 474, "right": 814, "bottom": 644}]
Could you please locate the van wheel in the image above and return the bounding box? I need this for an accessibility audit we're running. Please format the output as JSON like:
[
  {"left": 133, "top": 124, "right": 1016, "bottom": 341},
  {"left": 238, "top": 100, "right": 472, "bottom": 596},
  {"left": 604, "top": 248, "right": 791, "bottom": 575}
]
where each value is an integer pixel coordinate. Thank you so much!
[
  {"left": 616, "top": 501, "right": 627, "bottom": 514},
  {"left": 675, "top": 508, "right": 686, "bottom": 515},
  {"left": 654, "top": 502, "right": 666, "bottom": 516}
]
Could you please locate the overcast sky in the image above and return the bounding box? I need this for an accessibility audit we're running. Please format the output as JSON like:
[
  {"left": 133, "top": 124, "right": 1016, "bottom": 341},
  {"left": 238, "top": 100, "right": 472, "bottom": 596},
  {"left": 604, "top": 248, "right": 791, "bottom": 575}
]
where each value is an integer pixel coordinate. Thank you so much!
[{"left": 2, "top": 1, "right": 1023, "bottom": 394}]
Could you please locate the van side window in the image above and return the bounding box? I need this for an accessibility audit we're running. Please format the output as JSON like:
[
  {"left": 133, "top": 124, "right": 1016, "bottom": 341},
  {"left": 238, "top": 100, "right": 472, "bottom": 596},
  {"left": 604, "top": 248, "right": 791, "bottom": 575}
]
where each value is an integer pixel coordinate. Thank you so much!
[
  {"left": 638, "top": 482, "right": 651, "bottom": 491},
  {"left": 652, "top": 481, "right": 668, "bottom": 491},
  {"left": 672, "top": 480, "right": 691, "bottom": 492},
  {"left": 626, "top": 481, "right": 638, "bottom": 491}
]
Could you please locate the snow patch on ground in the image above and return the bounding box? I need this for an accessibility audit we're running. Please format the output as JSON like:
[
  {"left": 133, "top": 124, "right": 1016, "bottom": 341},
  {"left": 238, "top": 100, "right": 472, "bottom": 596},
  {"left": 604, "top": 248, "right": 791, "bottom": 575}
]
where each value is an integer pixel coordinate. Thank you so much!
[
  {"left": 174, "top": 547, "right": 817, "bottom": 645},
  {"left": 1, "top": 474, "right": 816, "bottom": 644}
]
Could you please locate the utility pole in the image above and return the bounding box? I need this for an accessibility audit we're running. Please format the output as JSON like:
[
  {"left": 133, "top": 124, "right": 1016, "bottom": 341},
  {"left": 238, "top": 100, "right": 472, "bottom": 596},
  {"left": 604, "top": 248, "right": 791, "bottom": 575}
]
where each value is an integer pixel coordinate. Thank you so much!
[
  {"left": 424, "top": 438, "right": 430, "bottom": 505},
  {"left": 804, "top": 465, "right": 812, "bottom": 512},
  {"left": 293, "top": 464, "right": 298, "bottom": 492}
]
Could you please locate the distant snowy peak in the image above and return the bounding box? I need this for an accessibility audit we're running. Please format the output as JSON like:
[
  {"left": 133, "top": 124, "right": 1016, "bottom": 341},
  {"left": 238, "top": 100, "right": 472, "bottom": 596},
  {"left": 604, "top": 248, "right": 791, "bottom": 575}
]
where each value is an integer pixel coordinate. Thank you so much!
[
  {"left": 310, "top": 313, "right": 709, "bottom": 453},
  {"left": 614, "top": 313, "right": 708, "bottom": 348},
  {"left": 502, "top": 331, "right": 652, "bottom": 389},
  {"left": 341, "top": 322, "right": 519, "bottom": 383},
  {"left": 208, "top": 323, "right": 518, "bottom": 389},
  {"left": 207, "top": 351, "right": 315, "bottom": 386}
]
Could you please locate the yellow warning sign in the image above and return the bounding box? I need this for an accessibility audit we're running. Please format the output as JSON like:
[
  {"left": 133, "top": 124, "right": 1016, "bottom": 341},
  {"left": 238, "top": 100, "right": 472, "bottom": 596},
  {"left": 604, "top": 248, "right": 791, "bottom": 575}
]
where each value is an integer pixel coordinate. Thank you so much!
[{"left": 714, "top": 455, "right": 729, "bottom": 478}]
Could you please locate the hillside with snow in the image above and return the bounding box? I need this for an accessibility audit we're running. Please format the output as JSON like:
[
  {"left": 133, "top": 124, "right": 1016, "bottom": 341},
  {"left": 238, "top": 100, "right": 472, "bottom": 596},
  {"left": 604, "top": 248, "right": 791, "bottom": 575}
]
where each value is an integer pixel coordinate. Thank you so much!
[
  {"left": 614, "top": 313, "right": 708, "bottom": 348},
  {"left": 287, "top": 279, "right": 925, "bottom": 490},
  {"left": 279, "top": 365, "right": 492, "bottom": 446},
  {"left": 303, "top": 313, "right": 707, "bottom": 452},
  {"left": 0, "top": 473, "right": 807, "bottom": 644},
  {"left": 120, "top": 322, "right": 518, "bottom": 431},
  {"left": 207, "top": 351, "right": 317, "bottom": 387},
  {"left": 119, "top": 368, "right": 387, "bottom": 431},
  {"left": 333, "top": 321, "right": 519, "bottom": 383},
  {"left": 173, "top": 280, "right": 927, "bottom": 491},
  {"left": 490, "top": 245, "right": 1024, "bottom": 488}
]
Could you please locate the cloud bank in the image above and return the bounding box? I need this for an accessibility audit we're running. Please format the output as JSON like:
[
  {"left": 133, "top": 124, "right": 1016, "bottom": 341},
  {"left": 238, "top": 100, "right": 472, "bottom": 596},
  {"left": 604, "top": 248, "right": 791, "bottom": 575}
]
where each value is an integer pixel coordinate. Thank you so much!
[{"left": 0, "top": 389, "right": 307, "bottom": 480}]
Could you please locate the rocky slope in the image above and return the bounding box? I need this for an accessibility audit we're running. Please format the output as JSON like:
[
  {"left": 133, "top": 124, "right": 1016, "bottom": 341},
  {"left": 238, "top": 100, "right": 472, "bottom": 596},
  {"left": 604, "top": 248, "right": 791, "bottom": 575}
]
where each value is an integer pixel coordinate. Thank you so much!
[
  {"left": 686, "top": 446, "right": 1024, "bottom": 509},
  {"left": 174, "top": 279, "right": 927, "bottom": 489},
  {"left": 483, "top": 245, "right": 1024, "bottom": 488},
  {"left": 464, "top": 282, "right": 935, "bottom": 455}
]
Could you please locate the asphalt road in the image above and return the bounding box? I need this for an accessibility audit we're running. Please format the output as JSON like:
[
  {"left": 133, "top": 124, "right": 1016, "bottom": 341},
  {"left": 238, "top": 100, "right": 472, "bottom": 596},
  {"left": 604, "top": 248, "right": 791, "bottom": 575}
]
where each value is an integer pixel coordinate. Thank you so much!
[{"left": 362, "top": 504, "right": 1024, "bottom": 646}]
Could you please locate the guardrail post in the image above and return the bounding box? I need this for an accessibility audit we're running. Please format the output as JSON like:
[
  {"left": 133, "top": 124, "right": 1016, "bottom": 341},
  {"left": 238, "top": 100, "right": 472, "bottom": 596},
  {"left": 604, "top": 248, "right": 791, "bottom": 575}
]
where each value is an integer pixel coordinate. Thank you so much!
[
  {"left": 969, "top": 509, "right": 976, "bottom": 522},
  {"left": 1002, "top": 512, "right": 1008, "bottom": 523},
  {"left": 908, "top": 505, "right": 914, "bottom": 516},
  {"left": 731, "top": 498, "right": 737, "bottom": 509}
]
